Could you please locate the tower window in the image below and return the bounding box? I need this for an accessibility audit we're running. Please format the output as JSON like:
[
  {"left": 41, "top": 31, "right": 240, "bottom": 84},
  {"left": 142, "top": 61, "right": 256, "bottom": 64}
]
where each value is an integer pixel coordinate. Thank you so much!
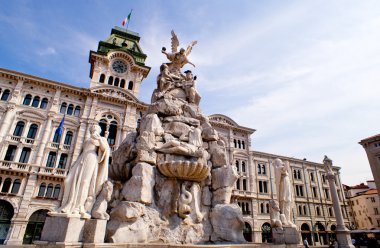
[
  {"left": 120, "top": 79, "right": 126, "bottom": 88},
  {"left": 114, "top": 78, "right": 120, "bottom": 87},
  {"left": 108, "top": 76, "right": 114, "bottom": 85},
  {"left": 128, "top": 81, "right": 134, "bottom": 90},
  {"left": 99, "top": 74, "right": 105, "bottom": 83}
]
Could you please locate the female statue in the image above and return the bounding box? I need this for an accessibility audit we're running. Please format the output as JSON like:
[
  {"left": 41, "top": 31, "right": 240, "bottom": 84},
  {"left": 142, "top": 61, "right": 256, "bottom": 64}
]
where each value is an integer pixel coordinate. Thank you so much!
[
  {"left": 273, "top": 158, "right": 296, "bottom": 227},
  {"left": 58, "top": 124, "right": 110, "bottom": 219}
]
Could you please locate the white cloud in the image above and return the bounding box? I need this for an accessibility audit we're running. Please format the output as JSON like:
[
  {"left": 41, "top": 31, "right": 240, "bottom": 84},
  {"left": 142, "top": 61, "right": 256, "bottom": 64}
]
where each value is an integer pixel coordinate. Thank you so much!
[{"left": 37, "top": 47, "right": 56, "bottom": 56}]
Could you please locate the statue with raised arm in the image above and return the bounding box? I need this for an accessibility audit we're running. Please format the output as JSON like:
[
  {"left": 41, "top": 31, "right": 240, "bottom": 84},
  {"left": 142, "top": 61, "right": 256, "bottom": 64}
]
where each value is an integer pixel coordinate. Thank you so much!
[
  {"left": 58, "top": 124, "right": 110, "bottom": 219},
  {"left": 273, "top": 158, "right": 296, "bottom": 228},
  {"left": 323, "top": 155, "right": 333, "bottom": 174},
  {"left": 161, "top": 30, "right": 197, "bottom": 75}
]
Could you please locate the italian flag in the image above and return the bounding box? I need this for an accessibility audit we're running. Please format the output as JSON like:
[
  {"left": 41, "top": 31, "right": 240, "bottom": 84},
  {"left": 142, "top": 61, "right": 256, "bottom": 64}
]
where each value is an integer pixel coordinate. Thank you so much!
[{"left": 122, "top": 11, "right": 132, "bottom": 26}]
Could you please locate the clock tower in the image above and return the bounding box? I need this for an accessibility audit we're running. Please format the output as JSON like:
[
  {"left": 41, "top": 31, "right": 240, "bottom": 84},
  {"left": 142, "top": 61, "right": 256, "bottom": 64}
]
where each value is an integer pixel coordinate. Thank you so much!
[{"left": 89, "top": 27, "right": 150, "bottom": 98}]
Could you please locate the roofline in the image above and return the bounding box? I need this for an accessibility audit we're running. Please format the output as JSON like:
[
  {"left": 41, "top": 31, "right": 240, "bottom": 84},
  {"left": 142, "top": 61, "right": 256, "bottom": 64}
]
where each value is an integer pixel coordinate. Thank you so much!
[
  {"left": 209, "top": 114, "right": 256, "bottom": 133},
  {"left": 359, "top": 133, "right": 380, "bottom": 145},
  {"left": 251, "top": 150, "right": 341, "bottom": 169}
]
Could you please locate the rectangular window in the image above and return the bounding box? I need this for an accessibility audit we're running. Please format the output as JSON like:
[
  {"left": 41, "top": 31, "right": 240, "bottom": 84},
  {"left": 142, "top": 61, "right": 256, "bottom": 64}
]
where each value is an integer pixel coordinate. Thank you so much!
[
  {"left": 325, "top": 189, "right": 330, "bottom": 200},
  {"left": 371, "top": 197, "right": 376, "bottom": 203},
  {"left": 259, "top": 181, "right": 268, "bottom": 193},
  {"left": 19, "top": 148, "right": 31, "bottom": 163},
  {"left": 295, "top": 185, "right": 304, "bottom": 197},
  {"left": 4, "top": 145, "right": 17, "bottom": 161},
  {"left": 312, "top": 187, "right": 318, "bottom": 198},
  {"left": 375, "top": 208, "right": 379, "bottom": 215},
  {"left": 46, "top": 152, "right": 57, "bottom": 168}
]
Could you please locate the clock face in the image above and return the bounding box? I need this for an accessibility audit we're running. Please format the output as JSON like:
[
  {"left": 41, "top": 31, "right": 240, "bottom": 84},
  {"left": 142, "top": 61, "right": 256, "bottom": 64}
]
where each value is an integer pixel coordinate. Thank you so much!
[{"left": 112, "top": 60, "right": 127, "bottom": 73}]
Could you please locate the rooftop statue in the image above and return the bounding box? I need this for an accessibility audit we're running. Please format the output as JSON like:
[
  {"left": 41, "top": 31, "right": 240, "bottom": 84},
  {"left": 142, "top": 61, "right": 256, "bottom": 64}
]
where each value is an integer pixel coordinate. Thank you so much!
[{"left": 161, "top": 30, "right": 197, "bottom": 75}]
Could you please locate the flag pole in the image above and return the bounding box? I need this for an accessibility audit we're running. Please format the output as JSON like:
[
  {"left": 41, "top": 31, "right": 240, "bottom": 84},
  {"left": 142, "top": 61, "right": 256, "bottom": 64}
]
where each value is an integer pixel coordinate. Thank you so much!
[{"left": 126, "top": 9, "right": 133, "bottom": 31}]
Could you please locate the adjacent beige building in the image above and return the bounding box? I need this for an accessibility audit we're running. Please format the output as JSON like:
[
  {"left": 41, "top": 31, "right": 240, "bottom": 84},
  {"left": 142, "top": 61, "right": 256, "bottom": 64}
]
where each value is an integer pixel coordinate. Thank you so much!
[
  {"left": 0, "top": 27, "right": 351, "bottom": 245},
  {"left": 344, "top": 181, "right": 380, "bottom": 230}
]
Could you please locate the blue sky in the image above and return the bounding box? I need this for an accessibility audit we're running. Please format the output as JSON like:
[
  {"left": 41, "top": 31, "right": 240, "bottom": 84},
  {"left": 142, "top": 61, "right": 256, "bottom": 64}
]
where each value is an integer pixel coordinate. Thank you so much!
[{"left": 1, "top": 0, "right": 380, "bottom": 185}]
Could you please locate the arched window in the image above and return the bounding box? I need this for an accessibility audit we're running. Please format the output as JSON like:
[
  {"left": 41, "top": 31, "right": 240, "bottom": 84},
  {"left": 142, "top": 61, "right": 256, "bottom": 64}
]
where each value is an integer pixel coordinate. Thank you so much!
[
  {"left": 107, "top": 121, "right": 118, "bottom": 145},
  {"left": 261, "top": 164, "right": 266, "bottom": 175},
  {"left": 19, "top": 147, "right": 31, "bottom": 163},
  {"left": 40, "top": 98, "right": 48, "bottom": 109},
  {"left": 52, "top": 130, "right": 61, "bottom": 143},
  {"left": 38, "top": 183, "right": 46, "bottom": 197},
  {"left": 53, "top": 185, "right": 60, "bottom": 199},
  {"left": 114, "top": 78, "right": 120, "bottom": 87},
  {"left": 31, "top": 96, "right": 40, "bottom": 108},
  {"left": 46, "top": 152, "right": 57, "bottom": 168},
  {"left": 242, "top": 141, "right": 245, "bottom": 149},
  {"left": 13, "top": 121, "right": 25, "bottom": 136},
  {"left": 57, "top": 153, "right": 68, "bottom": 169},
  {"left": 11, "top": 179, "right": 21, "bottom": 194},
  {"left": 67, "top": 104, "right": 74, "bottom": 115},
  {"left": 236, "top": 179, "right": 240, "bottom": 190},
  {"left": 238, "top": 140, "right": 241, "bottom": 149},
  {"left": 98, "top": 119, "right": 107, "bottom": 137},
  {"left": 235, "top": 160, "right": 239, "bottom": 172},
  {"left": 23, "top": 94, "right": 32, "bottom": 105},
  {"left": 260, "top": 203, "right": 264, "bottom": 213},
  {"left": 1, "top": 178, "right": 12, "bottom": 193},
  {"left": 242, "top": 161, "right": 246, "bottom": 172},
  {"left": 0, "top": 199, "right": 14, "bottom": 244},
  {"left": 261, "top": 223, "right": 272, "bottom": 243},
  {"left": 0, "top": 89, "right": 10, "bottom": 101},
  {"left": 99, "top": 74, "right": 105, "bottom": 83},
  {"left": 45, "top": 184, "right": 53, "bottom": 198},
  {"left": 108, "top": 76, "right": 114, "bottom": 85},
  {"left": 303, "top": 205, "right": 307, "bottom": 215},
  {"left": 298, "top": 205, "right": 302, "bottom": 215},
  {"left": 266, "top": 203, "right": 270, "bottom": 213},
  {"left": 128, "top": 81, "right": 134, "bottom": 90},
  {"left": 257, "top": 164, "right": 261, "bottom": 174},
  {"left": 27, "top": 124, "right": 38, "bottom": 139},
  {"left": 64, "top": 131, "right": 73, "bottom": 145},
  {"left": 74, "top": 106, "right": 81, "bottom": 117},
  {"left": 242, "top": 179, "right": 247, "bottom": 190},
  {"left": 234, "top": 139, "right": 237, "bottom": 148},
  {"left": 23, "top": 209, "right": 48, "bottom": 244},
  {"left": 60, "top": 102, "right": 67, "bottom": 114},
  {"left": 120, "top": 79, "right": 125, "bottom": 88}
]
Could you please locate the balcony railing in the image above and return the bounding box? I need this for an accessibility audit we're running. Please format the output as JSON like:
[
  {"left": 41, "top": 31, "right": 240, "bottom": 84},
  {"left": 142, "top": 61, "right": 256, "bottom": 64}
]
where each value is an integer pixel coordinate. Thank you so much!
[
  {"left": 0, "top": 160, "right": 67, "bottom": 178},
  {"left": 6, "top": 135, "right": 36, "bottom": 145},
  {"left": 48, "top": 142, "right": 71, "bottom": 151},
  {"left": 0, "top": 161, "right": 29, "bottom": 172},
  {"left": 232, "top": 190, "right": 255, "bottom": 197}
]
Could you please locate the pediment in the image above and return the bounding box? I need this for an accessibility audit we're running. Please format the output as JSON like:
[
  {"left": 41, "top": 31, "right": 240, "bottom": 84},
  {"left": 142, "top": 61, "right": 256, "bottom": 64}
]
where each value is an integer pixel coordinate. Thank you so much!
[
  {"left": 209, "top": 114, "right": 239, "bottom": 127},
  {"left": 91, "top": 86, "right": 138, "bottom": 102},
  {"left": 54, "top": 116, "right": 80, "bottom": 128},
  {"left": 18, "top": 109, "right": 47, "bottom": 119}
]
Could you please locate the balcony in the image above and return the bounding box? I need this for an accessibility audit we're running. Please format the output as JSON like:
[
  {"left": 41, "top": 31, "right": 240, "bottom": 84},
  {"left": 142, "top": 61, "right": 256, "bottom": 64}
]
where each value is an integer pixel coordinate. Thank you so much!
[
  {"left": 242, "top": 210, "right": 251, "bottom": 215},
  {"left": 48, "top": 142, "right": 71, "bottom": 151},
  {"left": 0, "top": 160, "right": 30, "bottom": 173},
  {"left": 232, "top": 190, "right": 255, "bottom": 197},
  {"left": 6, "top": 135, "right": 36, "bottom": 145},
  {"left": 0, "top": 160, "right": 67, "bottom": 178}
]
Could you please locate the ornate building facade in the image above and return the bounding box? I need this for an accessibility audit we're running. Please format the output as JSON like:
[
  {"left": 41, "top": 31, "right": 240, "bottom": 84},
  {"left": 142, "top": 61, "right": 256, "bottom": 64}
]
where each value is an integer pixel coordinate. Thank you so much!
[{"left": 0, "top": 27, "right": 351, "bottom": 245}]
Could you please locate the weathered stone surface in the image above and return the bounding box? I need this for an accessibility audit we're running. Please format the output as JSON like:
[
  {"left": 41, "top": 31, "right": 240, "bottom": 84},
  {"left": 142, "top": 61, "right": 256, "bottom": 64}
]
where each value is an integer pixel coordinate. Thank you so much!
[
  {"left": 136, "top": 149, "right": 157, "bottom": 164},
  {"left": 122, "top": 163, "right": 155, "bottom": 204},
  {"left": 211, "top": 165, "right": 238, "bottom": 190},
  {"left": 40, "top": 216, "right": 85, "bottom": 243},
  {"left": 164, "top": 115, "right": 200, "bottom": 126},
  {"left": 272, "top": 227, "right": 285, "bottom": 244},
  {"left": 109, "top": 201, "right": 145, "bottom": 222},
  {"left": 83, "top": 219, "right": 107, "bottom": 243},
  {"left": 139, "top": 113, "right": 164, "bottom": 136},
  {"left": 163, "top": 121, "right": 191, "bottom": 140},
  {"left": 202, "top": 186, "right": 212, "bottom": 206},
  {"left": 109, "top": 132, "right": 137, "bottom": 181},
  {"left": 149, "top": 98, "right": 184, "bottom": 116},
  {"left": 284, "top": 227, "right": 300, "bottom": 244},
  {"left": 108, "top": 218, "right": 148, "bottom": 243},
  {"left": 136, "top": 131, "right": 156, "bottom": 150},
  {"left": 212, "top": 187, "right": 233, "bottom": 205},
  {"left": 154, "top": 173, "right": 180, "bottom": 219},
  {"left": 209, "top": 140, "right": 228, "bottom": 167},
  {"left": 210, "top": 204, "right": 245, "bottom": 243}
]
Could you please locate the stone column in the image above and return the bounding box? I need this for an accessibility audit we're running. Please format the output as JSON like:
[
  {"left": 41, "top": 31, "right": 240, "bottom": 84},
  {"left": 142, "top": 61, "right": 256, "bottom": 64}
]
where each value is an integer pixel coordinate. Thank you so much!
[{"left": 323, "top": 156, "right": 354, "bottom": 248}]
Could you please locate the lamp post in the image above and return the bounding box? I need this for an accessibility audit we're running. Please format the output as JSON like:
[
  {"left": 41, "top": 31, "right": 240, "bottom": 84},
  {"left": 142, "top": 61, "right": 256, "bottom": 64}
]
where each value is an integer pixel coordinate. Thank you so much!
[{"left": 323, "top": 156, "right": 354, "bottom": 248}]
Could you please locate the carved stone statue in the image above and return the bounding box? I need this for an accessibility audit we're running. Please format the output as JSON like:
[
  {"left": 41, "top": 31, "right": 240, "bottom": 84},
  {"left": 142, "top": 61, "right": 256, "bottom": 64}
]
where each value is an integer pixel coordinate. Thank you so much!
[
  {"left": 162, "top": 30, "right": 197, "bottom": 74},
  {"left": 58, "top": 124, "right": 110, "bottom": 219},
  {"left": 269, "top": 199, "right": 283, "bottom": 229},
  {"left": 323, "top": 155, "right": 333, "bottom": 174},
  {"left": 273, "top": 158, "right": 296, "bottom": 228}
]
